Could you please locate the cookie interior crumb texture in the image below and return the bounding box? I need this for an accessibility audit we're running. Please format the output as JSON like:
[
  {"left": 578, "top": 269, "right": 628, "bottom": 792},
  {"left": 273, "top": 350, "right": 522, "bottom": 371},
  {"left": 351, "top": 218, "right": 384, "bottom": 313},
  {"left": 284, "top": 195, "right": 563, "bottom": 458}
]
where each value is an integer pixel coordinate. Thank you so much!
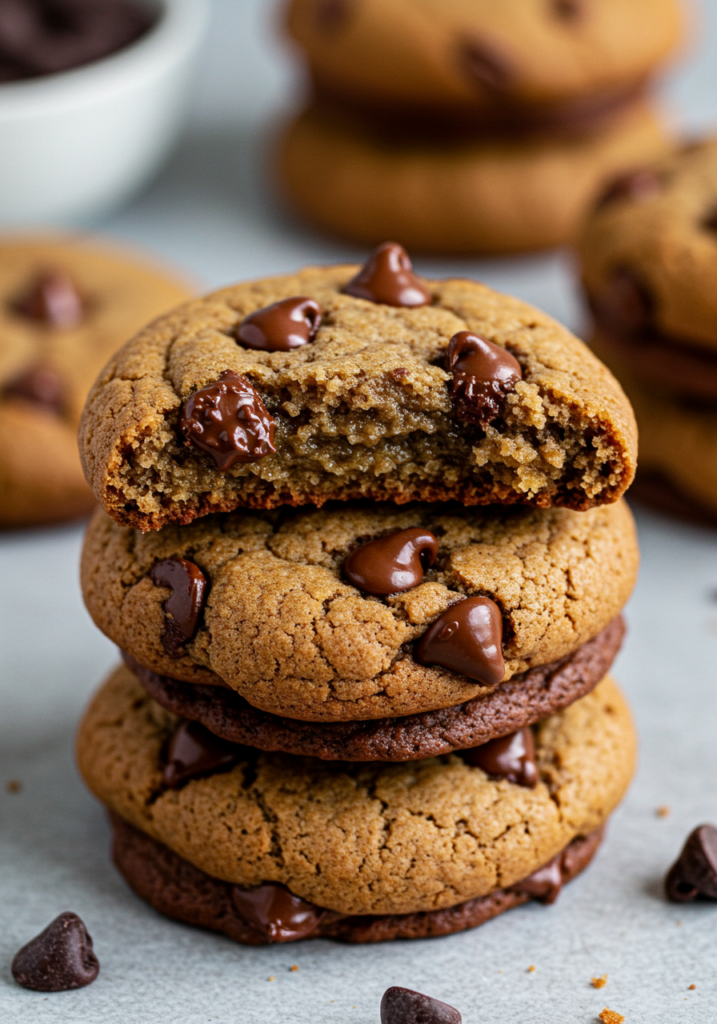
[
  {"left": 76, "top": 666, "right": 636, "bottom": 917},
  {"left": 79, "top": 264, "right": 637, "bottom": 531},
  {"left": 80, "top": 499, "right": 638, "bottom": 720}
]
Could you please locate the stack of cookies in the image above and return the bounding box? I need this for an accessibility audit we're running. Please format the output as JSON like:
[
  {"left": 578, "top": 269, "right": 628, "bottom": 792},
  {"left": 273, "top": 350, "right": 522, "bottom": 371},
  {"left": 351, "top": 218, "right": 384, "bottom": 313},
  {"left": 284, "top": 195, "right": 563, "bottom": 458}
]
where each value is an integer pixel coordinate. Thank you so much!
[
  {"left": 76, "top": 243, "right": 640, "bottom": 945},
  {"left": 279, "top": 0, "right": 685, "bottom": 254},
  {"left": 578, "top": 138, "right": 717, "bottom": 524}
]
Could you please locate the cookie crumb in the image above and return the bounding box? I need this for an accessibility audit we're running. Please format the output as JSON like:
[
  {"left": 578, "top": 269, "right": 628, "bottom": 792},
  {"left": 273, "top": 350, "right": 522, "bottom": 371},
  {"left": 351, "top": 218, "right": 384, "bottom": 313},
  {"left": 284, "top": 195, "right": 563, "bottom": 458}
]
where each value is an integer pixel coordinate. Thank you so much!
[
  {"left": 689, "top": 984, "right": 696, "bottom": 990},
  {"left": 290, "top": 965, "right": 299, "bottom": 972},
  {"left": 268, "top": 976, "right": 275, "bottom": 982},
  {"left": 527, "top": 965, "right": 536, "bottom": 973},
  {"left": 599, "top": 1010, "right": 624, "bottom": 1024},
  {"left": 656, "top": 805, "right": 670, "bottom": 818},
  {"left": 592, "top": 975, "right": 608, "bottom": 988},
  {"left": 5, "top": 780, "right": 21, "bottom": 793}
]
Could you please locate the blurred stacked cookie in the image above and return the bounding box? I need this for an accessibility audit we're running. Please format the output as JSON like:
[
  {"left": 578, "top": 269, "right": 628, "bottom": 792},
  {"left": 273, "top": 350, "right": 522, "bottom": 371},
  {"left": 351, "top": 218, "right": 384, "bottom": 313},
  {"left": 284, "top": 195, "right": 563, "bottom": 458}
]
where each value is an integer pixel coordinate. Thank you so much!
[
  {"left": 0, "top": 237, "right": 191, "bottom": 527},
  {"left": 76, "top": 243, "right": 640, "bottom": 945},
  {"left": 279, "top": 0, "right": 685, "bottom": 254},
  {"left": 579, "top": 138, "right": 717, "bottom": 524}
]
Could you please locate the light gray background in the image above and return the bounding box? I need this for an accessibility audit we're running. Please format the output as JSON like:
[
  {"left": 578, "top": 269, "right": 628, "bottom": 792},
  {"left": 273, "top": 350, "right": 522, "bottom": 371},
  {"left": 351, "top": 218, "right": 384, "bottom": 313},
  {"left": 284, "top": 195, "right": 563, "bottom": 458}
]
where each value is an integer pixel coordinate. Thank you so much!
[{"left": 2, "top": 2, "right": 717, "bottom": 1021}]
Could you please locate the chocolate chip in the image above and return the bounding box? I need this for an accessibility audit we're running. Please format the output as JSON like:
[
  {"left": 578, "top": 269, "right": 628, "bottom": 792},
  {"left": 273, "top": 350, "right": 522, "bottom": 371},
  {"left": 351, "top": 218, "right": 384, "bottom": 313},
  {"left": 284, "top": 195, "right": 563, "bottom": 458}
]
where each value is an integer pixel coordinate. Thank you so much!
[
  {"left": 380, "top": 986, "right": 462, "bottom": 1024},
  {"left": 344, "top": 528, "right": 439, "bottom": 596},
  {"left": 179, "top": 370, "right": 277, "bottom": 471},
  {"left": 447, "top": 331, "right": 522, "bottom": 428},
  {"left": 596, "top": 169, "right": 662, "bottom": 209},
  {"left": 235, "top": 297, "right": 321, "bottom": 352},
  {"left": 665, "top": 824, "right": 717, "bottom": 902},
  {"left": 462, "top": 727, "right": 538, "bottom": 787},
  {"left": 595, "top": 268, "right": 655, "bottom": 336},
  {"left": 150, "top": 557, "right": 208, "bottom": 657},
  {"left": 3, "top": 364, "right": 64, "bottom": 414},
  {"left": 231, "top": 883, "right": 324, "bottom": 942},
  {"left": 163, "top": 720, "right": 244, "bottom": 788},
  {"left": 459, "top": 38, "right": 513, "bottom": 91},
  {"left": 414, "top": 596, "right": 505, "bottom": 686},
  {"left": 315, "top": 0, "right": 353, "bottom": 30},
  {"left": 11, "top": 912, "right": 99, "bottom": 991},
  {"left": 510, "top": 854, "right": 563, "bottom": 904},
  {"left": 552, "top": 0, "right": 583, "bottom": 20},
  {"left": 11, "top": 269, "right": 84, "bottom": 328},
  {"left": 344, "top": 242, "right": 431, "bottom": 307}
]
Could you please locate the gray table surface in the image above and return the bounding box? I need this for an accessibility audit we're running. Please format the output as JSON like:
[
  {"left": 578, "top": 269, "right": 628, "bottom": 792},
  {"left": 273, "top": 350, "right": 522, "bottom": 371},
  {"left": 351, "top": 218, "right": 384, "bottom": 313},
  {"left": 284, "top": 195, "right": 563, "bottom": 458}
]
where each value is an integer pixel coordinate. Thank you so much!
[{"left": 3, "top": 2, "right": 717, "bottom": 1021}]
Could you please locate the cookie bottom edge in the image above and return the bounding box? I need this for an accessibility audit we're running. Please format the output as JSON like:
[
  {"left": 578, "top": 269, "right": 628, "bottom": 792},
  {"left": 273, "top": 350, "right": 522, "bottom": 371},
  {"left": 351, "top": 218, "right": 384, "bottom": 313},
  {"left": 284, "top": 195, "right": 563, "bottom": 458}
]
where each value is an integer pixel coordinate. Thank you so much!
[{"left": 110, "top": 812, "right": 605, "bottom": 945}]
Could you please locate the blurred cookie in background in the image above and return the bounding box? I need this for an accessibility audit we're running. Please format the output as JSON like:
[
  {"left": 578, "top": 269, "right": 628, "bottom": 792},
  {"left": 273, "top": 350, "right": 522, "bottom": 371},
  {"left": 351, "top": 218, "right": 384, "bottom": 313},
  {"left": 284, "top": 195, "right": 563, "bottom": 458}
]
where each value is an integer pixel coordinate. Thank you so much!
[
  {"left": 0, "top": 236, "right": 192, "bottom": 528},
  {"left": 278, "top": 0, "right": 686, "bottom": 254},
  {"left": 578, "top": 138, "right": 717, "bottom": 524}
]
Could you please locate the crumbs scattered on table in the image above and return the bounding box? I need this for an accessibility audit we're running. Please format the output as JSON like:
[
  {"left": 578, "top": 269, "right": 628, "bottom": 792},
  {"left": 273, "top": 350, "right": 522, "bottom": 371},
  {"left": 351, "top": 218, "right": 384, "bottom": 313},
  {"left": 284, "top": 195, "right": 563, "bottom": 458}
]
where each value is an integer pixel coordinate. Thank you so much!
[
  {"left": 599, "top": 1010, "right": 624, "bottom": 1024},
  {"left": 592, "top": 975, "right": 608, "bottom": 989},
  {"left": 267, "top": 976, "right": 275, "bottom": 982},
  {"left": 527, "top": 965, "right": 536, "bottom": 973},
  {"left": 5, "top": 780, "right": 21, "bottom": 793},
  {"left": 689, "top": 984, "right": 696, "bottom": 990},
  {"left": 290, "top": 964, "right": 299, "bottom": 972},
  {"left": 656, "top": 805, "right": 670, "bottom": 818}
]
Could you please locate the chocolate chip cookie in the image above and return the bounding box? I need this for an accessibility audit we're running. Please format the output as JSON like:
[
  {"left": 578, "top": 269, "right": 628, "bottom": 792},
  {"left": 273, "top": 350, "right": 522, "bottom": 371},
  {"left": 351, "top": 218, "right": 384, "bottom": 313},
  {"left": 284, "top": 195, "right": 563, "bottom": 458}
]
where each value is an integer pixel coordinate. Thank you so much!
[
  {"left": 286, "top": 0, "right": 684, "bottom": 116},
  {"left": 76, "top": 664, "right": 635, "bottom": 921},
  {"left": 81, "top": 499, "right": 638, "bottom": 721},
  {"left": 0, "top": 235, "right": 192, "bottom": 527},
  {"left": 78, "top": 248, "right": 638, "bottom": 530},
  {"left": 279, "top": 99, "right": 671, "bottom": 254},
  {"left": 578, "top": 137, "right": 717, "bottom": 518}
]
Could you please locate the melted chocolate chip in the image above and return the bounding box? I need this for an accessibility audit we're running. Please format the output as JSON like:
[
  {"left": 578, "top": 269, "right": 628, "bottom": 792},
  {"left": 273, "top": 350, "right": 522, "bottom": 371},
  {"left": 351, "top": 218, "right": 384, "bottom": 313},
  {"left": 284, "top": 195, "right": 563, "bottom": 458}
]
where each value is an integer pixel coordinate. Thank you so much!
[
  {"left": 596, "top": 168, "right": 662, "bottom": 209},
  {"left": 380, "top": 986, "right": 462, "bottom": 1024},
  {"left": 150, "top": 557, "right": 208, "bottom": 657},
  {"left": 665, "top": 824, "right": 717, "bottom": 902},
  {"left": 231, "top": 883, "right": 324, "bottom": 942},
  {"left": 459, "top": 38, "right": 513, "bottom": 91},
  {"left": 447, "top": 331, "right": 522, "bottom": 428},
  {"left": 3, "top": 364, "right": 64, "bottom": 413},
  {"left": 594, "top": 268, "right": 655, "bottom": 336},
  {"left": 12, "top": 269, "right": 84, "bottom": 328},
  {"left": 510, "top": 854, "right": 563, "bottom": 904},
  {"left": 462, "top": 727, "right": 538, "bottom": 788},
  {"left": 235, "top": 297, "right": 321, "bottom": 352},
  {"left": 12, "top": 912, "right": 99, "bottom": 991},
  {"left": 414, "top": 596, "right": 505, "bottom": 686},
  {"left": 179, "top": 370, "right": 277, "bottom": 471},
  {"left": 163, "top": 720, "right": 244, "bottom": 789},
  {"left": 344, "top": 242, "right": 431, "bottom": 307},
  {"left": 344, "top": 528, "right": 439, "bottom": 596}
]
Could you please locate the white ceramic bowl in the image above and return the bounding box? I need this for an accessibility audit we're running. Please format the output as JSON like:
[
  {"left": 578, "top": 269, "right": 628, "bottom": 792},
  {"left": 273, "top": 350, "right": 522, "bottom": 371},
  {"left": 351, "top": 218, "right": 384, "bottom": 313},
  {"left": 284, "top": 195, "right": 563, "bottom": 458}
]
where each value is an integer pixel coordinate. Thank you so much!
[{"left": 0, "top": 0, "right": 208, "bottom": 226}]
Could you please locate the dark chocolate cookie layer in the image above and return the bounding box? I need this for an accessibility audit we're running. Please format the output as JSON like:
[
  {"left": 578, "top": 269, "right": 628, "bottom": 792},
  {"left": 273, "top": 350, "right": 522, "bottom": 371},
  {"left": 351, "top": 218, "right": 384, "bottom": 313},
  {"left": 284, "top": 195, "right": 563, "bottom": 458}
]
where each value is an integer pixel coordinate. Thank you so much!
[
  {"left": 111, "top": 813, "right": 604, "bottom": 945},
  {"left": 124, "top": 616, "right": 623, "bottom": 762}
]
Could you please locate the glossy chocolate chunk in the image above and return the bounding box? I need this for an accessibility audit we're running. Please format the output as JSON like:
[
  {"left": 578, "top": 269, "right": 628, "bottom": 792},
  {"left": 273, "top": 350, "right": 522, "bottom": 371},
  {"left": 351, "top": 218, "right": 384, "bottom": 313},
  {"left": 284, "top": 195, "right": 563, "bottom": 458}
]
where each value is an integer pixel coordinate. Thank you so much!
[
  {"left": 343, "top": 527, "right": 439, "bottom": 596},
  {"left": 3, "top": 364, "right": 64, "bottom": 413},
  {"left": 459, "top": 38, "right": 512, "bottom": 91},
  {"left": 596, "top": 168, "right": 662, "bottom": 209},
  {"left": 380, "top": 986, "right": 462, "bottom": 1024},
  {"left": 665, "top": 824, "right": 717, "bottom": 902},
  {"left": 462, "top": 727, "right": 538, "bottom": 788},
  {"left": 236, "top": 296, "right": 321, "bottom": 352},
  {"left": 11, "top": 912, "right": 99, "bottom": 991},
  {"left": 163, "top": 720, "right": 244, "bottom": 789},
  {"left": 594, "top": 268, "right": 654, "bottom": 336},
  {"left": 180, "top": 369, "right": 277, "bottom": 471},
  {"left": 511, "top": 855, "right": 563, "bottom": 905},
  {"left": 447, "top": 331, "right": 522, "bottom": 428},
  {"left": 231, "top": 883, "right": 324, "bottom": 942},
  {"left": 415, "top": 596, "right": 505, "bottom": 686},
  {"left": 150, "top": 557, "right": 208, "bottom": 657},
  {"left": 344, "top": 242, "right": 431, "bottom": 307},
  {"left": 12, "top": 269, "right": 84, "bottom": 328}
]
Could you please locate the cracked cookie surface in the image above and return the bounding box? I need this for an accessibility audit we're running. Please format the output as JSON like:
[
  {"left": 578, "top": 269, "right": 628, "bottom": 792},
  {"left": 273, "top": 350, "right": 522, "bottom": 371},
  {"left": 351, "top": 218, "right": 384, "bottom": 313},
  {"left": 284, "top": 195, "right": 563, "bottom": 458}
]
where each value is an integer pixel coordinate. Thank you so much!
[
  {"left": 78, "top": 263, "right": 637, "bottom": 531},
  {"left": 77, "top": 664, "right": 635, "bottom": 917},
  {"left": 0, "top": 236, "right": 192, "bottom": 527},
  {"left": 81, "top": 500, "right": 638, "bottom": 721}
]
